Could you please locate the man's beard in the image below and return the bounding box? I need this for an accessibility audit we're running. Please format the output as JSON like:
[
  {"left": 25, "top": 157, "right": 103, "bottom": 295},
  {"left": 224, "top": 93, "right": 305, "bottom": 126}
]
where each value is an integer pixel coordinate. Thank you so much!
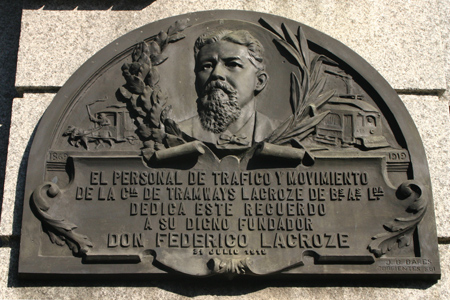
[{"left": 197, "top": 81, "right": 241, "bottom": 134}]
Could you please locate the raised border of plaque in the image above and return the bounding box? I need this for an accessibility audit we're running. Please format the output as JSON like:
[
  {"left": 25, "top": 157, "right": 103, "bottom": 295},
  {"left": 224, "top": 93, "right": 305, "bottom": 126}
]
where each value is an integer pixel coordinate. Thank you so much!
[{"left": 18, "top": 10, "right": 440, "bottom": 280}]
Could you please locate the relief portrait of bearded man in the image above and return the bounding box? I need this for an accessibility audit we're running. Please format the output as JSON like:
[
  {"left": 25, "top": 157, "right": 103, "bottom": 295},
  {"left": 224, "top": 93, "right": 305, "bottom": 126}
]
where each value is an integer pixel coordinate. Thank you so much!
[{"left": 180, "top": 29, "right": 281, "bottom": 150}]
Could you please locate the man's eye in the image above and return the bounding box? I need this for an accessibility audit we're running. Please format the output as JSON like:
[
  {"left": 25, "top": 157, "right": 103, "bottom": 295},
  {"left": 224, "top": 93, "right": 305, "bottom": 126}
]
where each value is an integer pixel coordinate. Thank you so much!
[
  {"left": 202, "top": 63, "right": 213, "bottom": 70},
  {"left": 227, "top": 61, "right": 242, "bottom": 68}
]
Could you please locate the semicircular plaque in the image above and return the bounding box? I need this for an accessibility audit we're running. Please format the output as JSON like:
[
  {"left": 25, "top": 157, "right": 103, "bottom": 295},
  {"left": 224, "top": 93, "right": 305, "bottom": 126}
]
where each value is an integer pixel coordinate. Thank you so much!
[{"left": 19, "top": 10, "right": 440, "bottom": 280}]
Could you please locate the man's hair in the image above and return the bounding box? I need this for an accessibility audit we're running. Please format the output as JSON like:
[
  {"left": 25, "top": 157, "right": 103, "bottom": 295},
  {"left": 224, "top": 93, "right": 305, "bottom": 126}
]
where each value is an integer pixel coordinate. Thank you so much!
[{"left": 194, "top": 29, "right": 265, "bottom": 71}]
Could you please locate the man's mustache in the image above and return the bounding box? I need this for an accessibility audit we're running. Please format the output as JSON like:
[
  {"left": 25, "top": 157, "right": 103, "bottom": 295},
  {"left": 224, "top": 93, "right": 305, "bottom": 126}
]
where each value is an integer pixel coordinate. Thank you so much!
[{"left": 203, "top": 80, "right": 237, "bottom": 96}]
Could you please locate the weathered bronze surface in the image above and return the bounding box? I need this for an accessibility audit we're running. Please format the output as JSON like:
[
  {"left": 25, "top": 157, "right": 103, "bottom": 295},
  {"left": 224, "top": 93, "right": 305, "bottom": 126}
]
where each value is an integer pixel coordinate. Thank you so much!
[{"left": 19, "top": 11, "right": 440, "bottom": 280}]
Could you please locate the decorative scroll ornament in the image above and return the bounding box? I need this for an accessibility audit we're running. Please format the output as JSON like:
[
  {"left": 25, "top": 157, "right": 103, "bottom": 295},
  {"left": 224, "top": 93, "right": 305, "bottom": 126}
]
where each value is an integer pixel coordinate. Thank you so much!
[
  {"left": 31, "top": 182, "right": 93, "bottom": 256},
  {"left": 368, "top": 180, "right": 428, "bottom": 257}
]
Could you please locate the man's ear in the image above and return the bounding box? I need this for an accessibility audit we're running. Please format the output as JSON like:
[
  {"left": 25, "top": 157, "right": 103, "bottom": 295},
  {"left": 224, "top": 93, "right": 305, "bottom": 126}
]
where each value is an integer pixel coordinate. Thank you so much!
[{"left": 255, "top": 71, "right": 268, "bottom": 94}]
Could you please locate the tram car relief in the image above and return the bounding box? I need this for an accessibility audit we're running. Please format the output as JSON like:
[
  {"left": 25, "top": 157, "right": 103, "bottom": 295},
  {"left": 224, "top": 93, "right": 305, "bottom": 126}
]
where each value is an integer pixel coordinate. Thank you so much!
[
  {"left": 314, "top": 98, "right": 389, "bottom": 149},
  {"left": 64, "top": 100, "right": 137, "bottom": 150}
]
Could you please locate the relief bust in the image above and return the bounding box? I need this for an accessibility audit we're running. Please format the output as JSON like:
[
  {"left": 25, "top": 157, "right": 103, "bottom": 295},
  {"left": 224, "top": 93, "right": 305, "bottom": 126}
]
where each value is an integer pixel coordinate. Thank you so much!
[{"left": 180, "top": 29, "right": 279, "bottom": 149}]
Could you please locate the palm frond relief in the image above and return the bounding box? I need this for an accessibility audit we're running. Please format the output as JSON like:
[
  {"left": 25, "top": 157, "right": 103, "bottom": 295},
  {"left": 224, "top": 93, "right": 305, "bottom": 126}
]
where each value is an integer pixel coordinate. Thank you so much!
[{"left": 260, "top": 19, "right": 335, "bottom": 147}]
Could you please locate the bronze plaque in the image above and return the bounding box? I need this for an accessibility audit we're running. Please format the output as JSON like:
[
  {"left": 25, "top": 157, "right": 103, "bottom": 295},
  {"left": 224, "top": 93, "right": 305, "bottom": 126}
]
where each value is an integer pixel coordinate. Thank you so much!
[{"left": 19, "top": 11, "right": 440, "bottom": 279}]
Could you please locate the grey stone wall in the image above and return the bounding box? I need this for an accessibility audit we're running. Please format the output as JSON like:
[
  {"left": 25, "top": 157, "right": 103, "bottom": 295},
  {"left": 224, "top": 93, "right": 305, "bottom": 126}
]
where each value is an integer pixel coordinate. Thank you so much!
[{"left": 1, "top": 0, "right": 449, "bottom": 298}]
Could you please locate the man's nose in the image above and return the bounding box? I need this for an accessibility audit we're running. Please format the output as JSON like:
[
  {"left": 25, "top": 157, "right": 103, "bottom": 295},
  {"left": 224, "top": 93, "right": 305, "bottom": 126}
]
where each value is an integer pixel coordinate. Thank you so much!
[{"left": 210, "top": 63, "right": 226, "bottom": 80}]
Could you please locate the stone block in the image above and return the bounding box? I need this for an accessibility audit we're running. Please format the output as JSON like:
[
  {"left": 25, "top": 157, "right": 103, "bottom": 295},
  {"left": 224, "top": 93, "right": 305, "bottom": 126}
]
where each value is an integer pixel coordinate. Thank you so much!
[
  {"left": 16, "top": 0, "right": 446, "bottom": 91},
  {"left": 401, "top": 95, "right": 450, "bottom": 238},
  {"left": 0, "top": 240, "right": 448, "bottom": 299},
  {"left": 0, "top": 94, "right": 53, "bottom": 236}
]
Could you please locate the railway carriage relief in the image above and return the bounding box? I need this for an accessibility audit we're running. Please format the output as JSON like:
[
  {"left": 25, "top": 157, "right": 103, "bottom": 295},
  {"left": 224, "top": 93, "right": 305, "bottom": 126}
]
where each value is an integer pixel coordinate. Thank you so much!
[{"left": 19, "top": 11, "right": 440, "bottom": 279}]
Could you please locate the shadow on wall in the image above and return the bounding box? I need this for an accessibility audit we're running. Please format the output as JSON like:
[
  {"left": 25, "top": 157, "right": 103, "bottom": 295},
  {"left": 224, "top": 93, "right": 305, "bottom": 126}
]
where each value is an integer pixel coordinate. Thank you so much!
[
  {"left": 0, "top": 1, "right": 23, "bottom": 217},
  {"left": 23, "top": 0, "right": 157, "bottom": 10}
]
